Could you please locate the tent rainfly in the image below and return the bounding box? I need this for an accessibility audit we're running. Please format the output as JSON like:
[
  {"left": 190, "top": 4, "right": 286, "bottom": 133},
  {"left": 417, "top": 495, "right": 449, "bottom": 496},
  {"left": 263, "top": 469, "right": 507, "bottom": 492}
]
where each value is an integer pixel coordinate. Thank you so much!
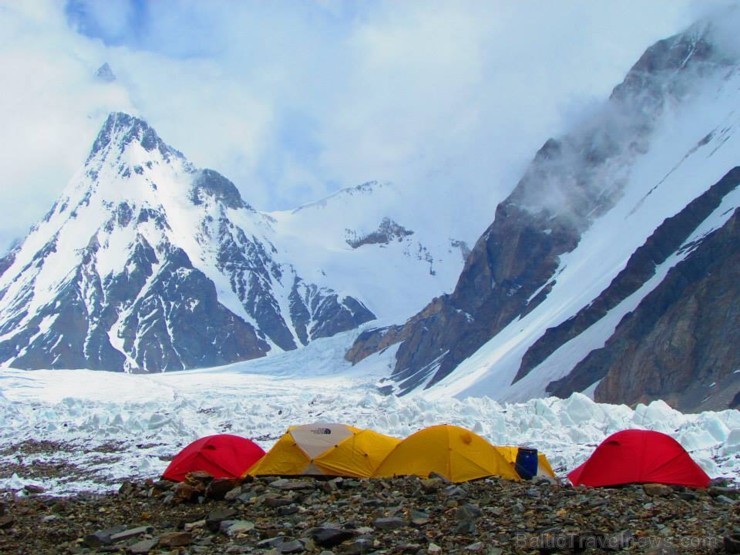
[
  {"left": 248, "top": 422, "right": 401, "bottom": 478},
  {"left": 373, "top": 424, "right": 521, "bottom": 483},
  {"left": 162, "top": 434, "right": 265, "bottom": 482},
  {"left": 568, "top": 429, "right": 711, "bottom": 488}
]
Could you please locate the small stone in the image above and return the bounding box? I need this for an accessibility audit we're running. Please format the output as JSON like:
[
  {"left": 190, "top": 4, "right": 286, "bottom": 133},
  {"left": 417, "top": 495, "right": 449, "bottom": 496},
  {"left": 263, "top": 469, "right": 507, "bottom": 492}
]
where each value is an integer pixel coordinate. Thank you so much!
[
  {"left": 455, "top": 503, "right": 482, "bottom": 534},
  {"left": 158, "top": 531, "right": 192, "bottom": 548},
  {"left": 23, "top": 484, "right": 45, "bottom": 494},
  {"left": 206, "top": 507, "right": 239, "bottom": 532},
  {"left": 184, "top": 519, "right": 206, "bottom": 531},
  {"left": 410, "top": 509, "right": 430, "bottom": 525},
  {"left": 428, "top": 472, "right": 452, "bottom": 483},
  {"left": 172, "top": 482, "right": 200, "bottom": 504},
  {"left": 278, "top": 539, "right": 305, "bottom": 553},
  {"left": 129, "top": 537, "right": 159, "bottom": 554},
  {"left": 264, "top": 494, "right": 296, "bottom": 508},
  {"left": 428, "top": 543, "right": 443, "bottom": 553},
  {"left": 109, "top": 525, "right": 154, "bottom": 542},
  {"left": 83, "top": 525, "right": 128, "bottom": 547},
  {"left": 373, "top": 516, "right": 406, "bottom": 530},
  {"left": 344, "top": 538, "right": 375, "bottom": 554},
  {"left": 443, "top": 485, "right": 466, "bottom": 498},
  {"left": 206, "top": 477, "right": 241, "bottom": 500},
  {"left": 224, "top": 486, "right": 244, "bottom": 501},
  {"left": 420, "top": 478, "right": 444, "bottom": 493},
  {"left": 258, "top": 536, "right": 287, "bottom": 548},
  {"left": 709, "top": 486, "right": 739, "bottom": 498},
  {"left": 269, "top": 479, "right": 316, "bottom": 491},
  {"left": 308, "top": 527, "right": 355, "bottom": 548},
  {"left": 643, "top": 483, "right": 672, "bottom": 497},
  {"left": 219, "top": 519, "right": 255, "bottom": 537},
  {"left": 184, "top": 470, "right": 214, "bottom": 484}
]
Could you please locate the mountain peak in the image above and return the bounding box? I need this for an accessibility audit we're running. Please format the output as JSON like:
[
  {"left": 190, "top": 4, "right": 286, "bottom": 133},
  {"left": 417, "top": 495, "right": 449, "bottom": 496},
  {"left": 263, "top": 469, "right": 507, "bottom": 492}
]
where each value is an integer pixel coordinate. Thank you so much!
[
  {"left": 86, "top": 112, "right": 182, "bottom": 165},
  {"left": 94, "top": 62, "right": 116, "bottom": 83}
]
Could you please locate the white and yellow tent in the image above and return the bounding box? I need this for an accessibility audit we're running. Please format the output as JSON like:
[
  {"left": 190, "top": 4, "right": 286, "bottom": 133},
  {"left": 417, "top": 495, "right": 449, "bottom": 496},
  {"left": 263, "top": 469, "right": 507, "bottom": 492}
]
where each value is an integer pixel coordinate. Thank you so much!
[{"left": 248, "top": 422, "right": 400, "bottom": 478}]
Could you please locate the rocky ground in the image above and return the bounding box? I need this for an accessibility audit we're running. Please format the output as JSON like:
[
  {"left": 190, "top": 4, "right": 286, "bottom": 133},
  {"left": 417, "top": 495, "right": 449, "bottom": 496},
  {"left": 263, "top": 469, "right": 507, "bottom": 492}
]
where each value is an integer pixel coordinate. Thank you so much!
[{"left": 0, "top": 464, "right": 738, "bottom": 555}]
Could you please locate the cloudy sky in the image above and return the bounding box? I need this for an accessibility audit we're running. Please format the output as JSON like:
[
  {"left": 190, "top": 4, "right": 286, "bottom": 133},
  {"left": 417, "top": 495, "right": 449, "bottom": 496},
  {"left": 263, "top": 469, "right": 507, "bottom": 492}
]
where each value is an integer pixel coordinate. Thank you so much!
[{"left": 0, "top": 0, "right": 716, "bottom": 252}]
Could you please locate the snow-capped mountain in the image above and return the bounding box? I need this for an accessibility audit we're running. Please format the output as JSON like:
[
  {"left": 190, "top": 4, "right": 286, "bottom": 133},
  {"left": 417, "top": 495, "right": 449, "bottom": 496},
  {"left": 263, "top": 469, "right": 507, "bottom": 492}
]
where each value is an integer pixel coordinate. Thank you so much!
[
  {"left": 350, "top": 17, "right": 740, "bottom": 411},
  {"left": 0, "top": 113, "right": 465, "bottom": 371}
]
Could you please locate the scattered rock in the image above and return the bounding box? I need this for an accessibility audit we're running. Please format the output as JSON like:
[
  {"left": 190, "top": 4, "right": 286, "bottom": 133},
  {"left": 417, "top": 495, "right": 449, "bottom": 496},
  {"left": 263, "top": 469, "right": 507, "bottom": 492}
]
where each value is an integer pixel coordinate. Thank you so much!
[
  {"left": 158, "top": 530, "right": 193, "bottom": 547},
  {"left": 269, "top": 479, "right": 316, "bottom": 491},
  {"left": 83, "top": 524, "right": 128, "bottom": 547},
  {"left": 23, "top": 484, "right": 45, "bottom": 495},
  {"left": 644, "top": 483, "right": 674, "bottom": 497},
  {"left": 0, "top": 475, "right": 734, "bottom": 554},
  {"left": 206, "top": 506, "right": 239, "bottom": 532},
  {"left": 307, "top": 526, "right": 355, "bottom": 548},
  {"left": 206, "top": 477, "right": 241, "bottom": 500},
  {"left": 129, "top": 537, "right": 159, "bottom": 554},
  {"left": 373, "top": 516, "right": 406, "bottom": 530}
]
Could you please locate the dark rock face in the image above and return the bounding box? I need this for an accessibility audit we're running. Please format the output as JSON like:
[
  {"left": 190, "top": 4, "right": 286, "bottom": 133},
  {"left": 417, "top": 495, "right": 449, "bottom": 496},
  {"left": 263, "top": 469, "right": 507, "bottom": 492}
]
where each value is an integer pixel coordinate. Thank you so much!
[
  {"left": 290, "top": 279, "right": 375, "bottom": 345},
  {"left": 349, "top": 27, "right": 722, "bottom": 394},
  {"left": 549, "top": 209, "right": 739, "bottom": 412},
  {"left": 87, "top": 112, "right": 182, "bottom": 165},
  {"left": 94, "top": 62, "right": 116, "bottom": 83},
  {"left": 119, "top": 247, "right": 270, "bottom": 372},
  {"left": 346, "top": 217, "right": 413, "bottom": 248},
  {"left": 190, "top": 169, "right": 250, "bottom": 211},
  {"left": 517, "top": 167, "right": 740, "bottom": 385}
]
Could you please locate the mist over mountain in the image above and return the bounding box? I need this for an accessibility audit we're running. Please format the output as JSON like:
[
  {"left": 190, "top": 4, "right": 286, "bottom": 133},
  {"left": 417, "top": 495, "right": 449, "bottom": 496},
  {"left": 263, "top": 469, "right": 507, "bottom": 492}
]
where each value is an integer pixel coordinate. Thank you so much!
[{"left": 349, "top": 16, "right": 740, "bottom": 412}]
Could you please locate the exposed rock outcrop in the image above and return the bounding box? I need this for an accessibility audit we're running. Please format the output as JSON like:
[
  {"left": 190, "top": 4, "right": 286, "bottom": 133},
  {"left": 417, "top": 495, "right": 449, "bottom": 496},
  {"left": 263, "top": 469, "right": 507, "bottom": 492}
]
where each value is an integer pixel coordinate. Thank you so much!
[
  {"left": 517, "top": 167, "right": 740, "bottom": 385},
  {"left": 548, "top": 208, "right": 739, "bottom": 412},
  {"left": 348, "top": 26, "right": 726, "bottom": 394}
]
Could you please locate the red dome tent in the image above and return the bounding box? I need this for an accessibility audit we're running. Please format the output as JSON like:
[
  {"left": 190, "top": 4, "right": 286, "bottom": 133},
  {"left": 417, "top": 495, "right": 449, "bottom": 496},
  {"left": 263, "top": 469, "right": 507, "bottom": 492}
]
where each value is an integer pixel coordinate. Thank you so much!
[
  {"left": 568, "top": 429, "right": 711, "bottom": 488},
  {"left": 163, "top": 434, "right": 265, "bottom": 482}
]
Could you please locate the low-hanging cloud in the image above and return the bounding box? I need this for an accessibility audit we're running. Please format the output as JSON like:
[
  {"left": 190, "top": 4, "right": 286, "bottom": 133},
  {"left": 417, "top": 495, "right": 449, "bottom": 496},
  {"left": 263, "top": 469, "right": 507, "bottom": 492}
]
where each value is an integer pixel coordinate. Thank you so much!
[{"left": 0, "top": 0, "right": 699, "bottom": 253}]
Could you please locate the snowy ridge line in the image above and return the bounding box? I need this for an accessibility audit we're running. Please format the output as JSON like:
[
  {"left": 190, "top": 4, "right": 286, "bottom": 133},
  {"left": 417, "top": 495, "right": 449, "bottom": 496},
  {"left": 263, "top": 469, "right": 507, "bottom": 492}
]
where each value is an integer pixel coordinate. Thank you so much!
[{"left": 0, "top": 365, "right": 737, "bottom": 497}]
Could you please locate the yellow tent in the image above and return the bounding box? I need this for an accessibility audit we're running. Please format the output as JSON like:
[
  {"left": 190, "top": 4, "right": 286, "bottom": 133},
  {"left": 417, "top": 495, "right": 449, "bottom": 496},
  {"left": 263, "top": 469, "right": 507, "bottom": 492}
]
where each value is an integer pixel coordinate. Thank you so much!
[
  {"left": 373, "top": 424, "right": 521, "bottom": 483},
  {"left": 495, "top": 445, "right": 556, "bottom": 479},
  {"left": 248, "top": 422, "right": 401, "bottom": 478}
]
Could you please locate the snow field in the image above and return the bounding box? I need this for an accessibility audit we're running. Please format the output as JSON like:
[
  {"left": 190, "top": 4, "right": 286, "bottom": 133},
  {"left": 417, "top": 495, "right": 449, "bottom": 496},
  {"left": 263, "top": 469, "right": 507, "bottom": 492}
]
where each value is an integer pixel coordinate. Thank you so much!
[{"left": 0, "top": 361, "right": 736, "bottom": 496}]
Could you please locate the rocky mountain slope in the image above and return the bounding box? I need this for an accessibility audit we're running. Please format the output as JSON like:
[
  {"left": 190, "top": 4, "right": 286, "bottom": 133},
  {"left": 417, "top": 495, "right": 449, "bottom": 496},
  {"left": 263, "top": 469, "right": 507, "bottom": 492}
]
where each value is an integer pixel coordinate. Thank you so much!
[
  {"left": 349, "top": 18, "right": 740, "bottom": 411},
  {"left": 0, "top": 114, "right": 465, "bottom": 372}
]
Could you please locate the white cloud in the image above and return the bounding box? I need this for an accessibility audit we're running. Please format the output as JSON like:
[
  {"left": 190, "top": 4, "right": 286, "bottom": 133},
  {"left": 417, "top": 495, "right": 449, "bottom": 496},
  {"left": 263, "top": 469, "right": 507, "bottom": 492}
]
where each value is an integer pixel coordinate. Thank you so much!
[{"left": 0, "top": 0, "right": 700, "bottom": 252}]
